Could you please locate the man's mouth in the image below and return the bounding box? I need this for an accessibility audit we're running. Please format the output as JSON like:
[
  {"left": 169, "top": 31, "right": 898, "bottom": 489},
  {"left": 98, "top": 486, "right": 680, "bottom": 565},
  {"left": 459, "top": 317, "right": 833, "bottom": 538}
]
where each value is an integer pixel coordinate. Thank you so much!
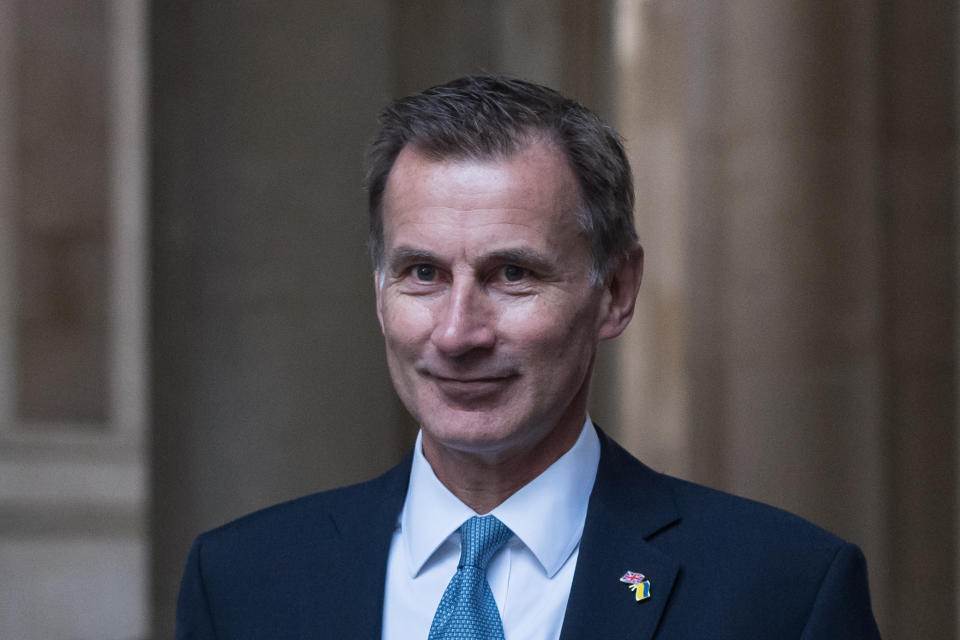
[
  {"left": 432, "top": 374, "right": 511, "bottom": 383},
  {"left": 426, "top": 371, "right": 518, "bottom": 398}
]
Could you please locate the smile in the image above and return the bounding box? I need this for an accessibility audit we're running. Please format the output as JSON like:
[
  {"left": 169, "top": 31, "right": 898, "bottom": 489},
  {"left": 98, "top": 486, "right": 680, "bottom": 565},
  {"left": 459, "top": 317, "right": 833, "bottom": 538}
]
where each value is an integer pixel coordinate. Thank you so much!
[
  {"left": 428, "top": 373, "right": 517, "bottom": 398},
  {"left": 434, "top": 375, "right": 511, "bottom": 383}
]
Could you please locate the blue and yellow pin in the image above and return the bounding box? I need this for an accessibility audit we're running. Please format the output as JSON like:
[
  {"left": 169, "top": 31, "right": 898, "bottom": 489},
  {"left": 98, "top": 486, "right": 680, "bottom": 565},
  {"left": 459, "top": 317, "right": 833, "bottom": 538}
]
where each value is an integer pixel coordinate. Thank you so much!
[{"left": 619, "top": 570, "right": 651, "bottom": 602}]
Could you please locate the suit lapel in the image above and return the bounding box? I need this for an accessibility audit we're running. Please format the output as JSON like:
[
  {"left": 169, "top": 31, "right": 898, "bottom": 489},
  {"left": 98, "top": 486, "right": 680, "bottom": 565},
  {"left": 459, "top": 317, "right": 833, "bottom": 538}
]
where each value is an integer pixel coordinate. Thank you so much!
[
  {"left": 559, "top": 431, "right": 681, "bottom": 640},
  {"left": 319, "top": 453, "right": 413, "bottom": 640}
]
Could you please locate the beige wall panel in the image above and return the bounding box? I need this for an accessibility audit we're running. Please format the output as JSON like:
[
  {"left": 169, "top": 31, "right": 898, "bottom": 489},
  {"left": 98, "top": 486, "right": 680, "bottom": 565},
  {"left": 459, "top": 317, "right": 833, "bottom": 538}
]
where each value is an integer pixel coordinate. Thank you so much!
[
  {"left": 0, "top": 2, "right": 150, "bottom": 639},
  {"left": 0, "top": 539, "right": 146, "bottom": 640},
  {"left": 612, "top": 1, "right": 956, "bottom": 637}
]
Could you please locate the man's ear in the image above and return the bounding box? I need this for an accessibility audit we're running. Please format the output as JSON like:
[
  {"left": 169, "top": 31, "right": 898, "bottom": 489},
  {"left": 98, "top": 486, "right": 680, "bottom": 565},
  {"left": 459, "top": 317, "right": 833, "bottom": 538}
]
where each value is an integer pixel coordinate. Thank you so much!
[
  {"left": 597, "top": 245, "right": 644, "bottom": 341},
  {"left": 374, "top": 270, "right": 385, "bottom": 335}
]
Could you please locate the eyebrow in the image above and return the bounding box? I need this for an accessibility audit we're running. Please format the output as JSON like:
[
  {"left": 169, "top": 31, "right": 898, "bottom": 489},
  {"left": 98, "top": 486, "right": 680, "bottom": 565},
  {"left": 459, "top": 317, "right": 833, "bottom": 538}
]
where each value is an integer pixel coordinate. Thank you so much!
[
  {"left": 476, "top": 248, "right": 559, "bottom": 274},
  {"left": 386, "top": 246, "right": 438, "bottom": 273}
]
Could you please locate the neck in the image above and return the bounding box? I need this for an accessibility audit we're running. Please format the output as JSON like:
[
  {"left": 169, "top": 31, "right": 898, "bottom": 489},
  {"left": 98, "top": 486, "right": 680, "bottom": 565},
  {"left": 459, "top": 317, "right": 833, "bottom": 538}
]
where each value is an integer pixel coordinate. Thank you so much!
[{"left": 422, "top": 412, "right": 586, "bottom": 514}]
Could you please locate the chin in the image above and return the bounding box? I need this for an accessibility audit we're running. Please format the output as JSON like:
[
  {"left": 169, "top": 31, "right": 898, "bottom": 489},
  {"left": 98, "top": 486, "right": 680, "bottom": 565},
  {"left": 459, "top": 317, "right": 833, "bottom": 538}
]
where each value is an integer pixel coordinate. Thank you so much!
[{"left": 421, "top": 407, "right": 542, "bottom": 456}]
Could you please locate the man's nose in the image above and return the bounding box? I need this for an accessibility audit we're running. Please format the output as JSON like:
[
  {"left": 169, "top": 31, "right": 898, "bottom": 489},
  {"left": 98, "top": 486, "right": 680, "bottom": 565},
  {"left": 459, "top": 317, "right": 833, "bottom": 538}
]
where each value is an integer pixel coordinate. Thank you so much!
[{"left": 430, "top": 279, "right": 495, "bottom": 357}]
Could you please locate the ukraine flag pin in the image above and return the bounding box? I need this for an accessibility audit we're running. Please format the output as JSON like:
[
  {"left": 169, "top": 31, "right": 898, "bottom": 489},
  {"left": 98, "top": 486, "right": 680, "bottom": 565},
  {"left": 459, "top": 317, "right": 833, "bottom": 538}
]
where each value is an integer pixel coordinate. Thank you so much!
[{"left": 619, "top": 570, "right": 651, "bottom": 602}]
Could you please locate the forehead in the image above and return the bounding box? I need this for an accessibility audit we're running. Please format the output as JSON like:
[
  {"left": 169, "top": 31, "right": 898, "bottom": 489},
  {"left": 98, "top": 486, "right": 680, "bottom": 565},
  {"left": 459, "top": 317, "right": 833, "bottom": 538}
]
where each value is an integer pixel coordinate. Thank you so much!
[{"left": 381, "top": 142, "right": 584, "bottom": 253}]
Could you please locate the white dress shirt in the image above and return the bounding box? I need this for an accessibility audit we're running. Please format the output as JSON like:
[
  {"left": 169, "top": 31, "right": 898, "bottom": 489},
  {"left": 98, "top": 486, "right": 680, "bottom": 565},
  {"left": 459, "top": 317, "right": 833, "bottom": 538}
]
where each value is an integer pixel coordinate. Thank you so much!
[{"left": 382, "top": 418, "right": 601, "bottom": 640}]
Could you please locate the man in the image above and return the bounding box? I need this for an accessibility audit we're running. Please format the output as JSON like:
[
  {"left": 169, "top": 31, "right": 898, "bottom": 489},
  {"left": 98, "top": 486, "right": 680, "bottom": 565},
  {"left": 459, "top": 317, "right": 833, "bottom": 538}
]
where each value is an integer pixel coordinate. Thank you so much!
[{"left": 176, "top": 76, "right": 880, "bottom": 639}]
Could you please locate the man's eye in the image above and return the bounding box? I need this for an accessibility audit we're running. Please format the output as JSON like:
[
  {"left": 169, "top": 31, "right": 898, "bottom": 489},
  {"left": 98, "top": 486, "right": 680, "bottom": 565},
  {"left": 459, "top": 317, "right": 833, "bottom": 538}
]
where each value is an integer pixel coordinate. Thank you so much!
[
  {"left": 502, "top": 265, "right": 526, "bottom": 282},
  {"left": 413, "top": 264, "right": 436, "bottom": 281}
]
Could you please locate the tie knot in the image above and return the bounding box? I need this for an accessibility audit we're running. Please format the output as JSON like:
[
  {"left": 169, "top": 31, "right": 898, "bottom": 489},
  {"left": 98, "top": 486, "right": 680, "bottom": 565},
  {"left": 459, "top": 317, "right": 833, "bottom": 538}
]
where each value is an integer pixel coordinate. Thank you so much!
[{"left": 458, "top": 515, "right": 512, "bottom": 570}]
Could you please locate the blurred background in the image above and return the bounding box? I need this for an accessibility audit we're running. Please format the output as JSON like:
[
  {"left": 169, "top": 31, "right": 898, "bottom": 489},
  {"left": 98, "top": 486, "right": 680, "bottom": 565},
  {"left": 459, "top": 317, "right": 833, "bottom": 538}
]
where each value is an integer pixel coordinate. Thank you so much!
[{"left": 0, "top": 1, "right": 955, "bottom": 638}]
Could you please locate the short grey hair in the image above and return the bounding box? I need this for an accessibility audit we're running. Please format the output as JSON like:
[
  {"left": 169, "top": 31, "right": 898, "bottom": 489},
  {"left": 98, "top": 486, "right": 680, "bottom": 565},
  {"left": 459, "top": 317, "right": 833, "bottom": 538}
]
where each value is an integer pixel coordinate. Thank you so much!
[{"left": 365, "top": 75, "right": 638, "bottom": 284}]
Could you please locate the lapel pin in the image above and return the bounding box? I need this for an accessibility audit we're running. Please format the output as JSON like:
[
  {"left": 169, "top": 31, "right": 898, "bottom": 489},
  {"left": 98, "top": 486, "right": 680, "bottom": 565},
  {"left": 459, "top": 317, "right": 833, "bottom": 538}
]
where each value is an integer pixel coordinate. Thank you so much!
[{"left": 619, "top": 570, "right": 651, "bottom": 602}]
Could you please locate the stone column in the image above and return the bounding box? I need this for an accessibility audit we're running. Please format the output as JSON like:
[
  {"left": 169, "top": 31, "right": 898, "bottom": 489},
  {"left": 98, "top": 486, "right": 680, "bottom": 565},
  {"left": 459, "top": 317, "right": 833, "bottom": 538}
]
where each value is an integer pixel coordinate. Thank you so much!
[
  {"left": 876, "top": 2, "right": 957, "bottom": 637},
  {"left": 149, "top": 3, "right": 407, "bottom": 638},
  {"left": 611, "top": 1, "right": 956, "bottom": 637},
  {"left": 392, "top": 0, "right": 615, "bottom": 115}
]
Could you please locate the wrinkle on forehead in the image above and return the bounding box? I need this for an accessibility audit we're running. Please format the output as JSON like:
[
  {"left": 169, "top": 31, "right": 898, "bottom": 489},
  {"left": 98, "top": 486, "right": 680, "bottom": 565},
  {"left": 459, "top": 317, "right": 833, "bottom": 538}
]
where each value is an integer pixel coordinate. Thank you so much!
[
  {"left": 387, "top": 215, "right": 570, "bottom": 270},
  {"left": 379, "top": 142, "right": 593, "bottom": 283},
  {"left": 384, "top": 144, "right": 580, "bottom": 222}
]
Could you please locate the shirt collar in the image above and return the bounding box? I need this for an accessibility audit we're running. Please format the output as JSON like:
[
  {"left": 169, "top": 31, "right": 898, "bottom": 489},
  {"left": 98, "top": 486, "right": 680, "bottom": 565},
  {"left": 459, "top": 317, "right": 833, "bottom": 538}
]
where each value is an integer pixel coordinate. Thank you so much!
[{"left": 400, "top": 417, "right": 601, "bottom": 579}]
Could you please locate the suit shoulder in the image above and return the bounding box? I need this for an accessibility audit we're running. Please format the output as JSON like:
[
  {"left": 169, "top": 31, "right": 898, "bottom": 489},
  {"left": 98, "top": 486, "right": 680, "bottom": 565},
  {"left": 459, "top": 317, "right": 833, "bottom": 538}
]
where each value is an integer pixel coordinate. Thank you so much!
[
  {"left": 645, "top": 469, "right": 858, "bottom": 584},
  {"left": 588, "top": 431, "right": 880, "bottom": 637},
  {"left": 177, "top": 455, "right": 414, "bottom": 636},
  {"left": 598, "top": 430, "right": 847, "bottom": 555},
  {"left": 644, "top": 472, "right": 877, "bottom": 636}
]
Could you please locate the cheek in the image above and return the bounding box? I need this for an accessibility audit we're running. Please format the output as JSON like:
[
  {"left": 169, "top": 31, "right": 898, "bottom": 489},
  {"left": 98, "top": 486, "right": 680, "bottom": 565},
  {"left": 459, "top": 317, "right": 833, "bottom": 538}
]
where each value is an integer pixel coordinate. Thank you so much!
[
  {"left": 381, "top": 298, "right": 435, "bottom": 350},
  {"left": 500, "top": 294, "right": 600, "bottom": 346}
]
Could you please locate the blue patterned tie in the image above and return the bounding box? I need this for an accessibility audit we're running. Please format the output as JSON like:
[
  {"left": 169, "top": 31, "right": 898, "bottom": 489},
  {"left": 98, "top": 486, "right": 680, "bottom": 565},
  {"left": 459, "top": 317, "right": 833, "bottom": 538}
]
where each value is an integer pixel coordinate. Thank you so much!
[{"left": 428, "top": 515, "right": 513, "bottom": 640}]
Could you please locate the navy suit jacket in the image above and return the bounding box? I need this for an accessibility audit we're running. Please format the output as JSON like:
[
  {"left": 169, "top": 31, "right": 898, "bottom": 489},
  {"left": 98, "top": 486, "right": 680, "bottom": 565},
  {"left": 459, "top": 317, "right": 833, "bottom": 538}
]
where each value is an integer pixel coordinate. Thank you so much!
[{"left": 176, "top": 430, "right": 881, "bottom": 638}]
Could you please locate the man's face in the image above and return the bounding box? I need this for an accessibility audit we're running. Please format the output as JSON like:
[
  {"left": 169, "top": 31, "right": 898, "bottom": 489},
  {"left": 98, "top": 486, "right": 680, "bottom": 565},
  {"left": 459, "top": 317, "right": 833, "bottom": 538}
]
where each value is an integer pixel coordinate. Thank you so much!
[{"left": 375, "top": 142, "right": 618, "bottom": 464}]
